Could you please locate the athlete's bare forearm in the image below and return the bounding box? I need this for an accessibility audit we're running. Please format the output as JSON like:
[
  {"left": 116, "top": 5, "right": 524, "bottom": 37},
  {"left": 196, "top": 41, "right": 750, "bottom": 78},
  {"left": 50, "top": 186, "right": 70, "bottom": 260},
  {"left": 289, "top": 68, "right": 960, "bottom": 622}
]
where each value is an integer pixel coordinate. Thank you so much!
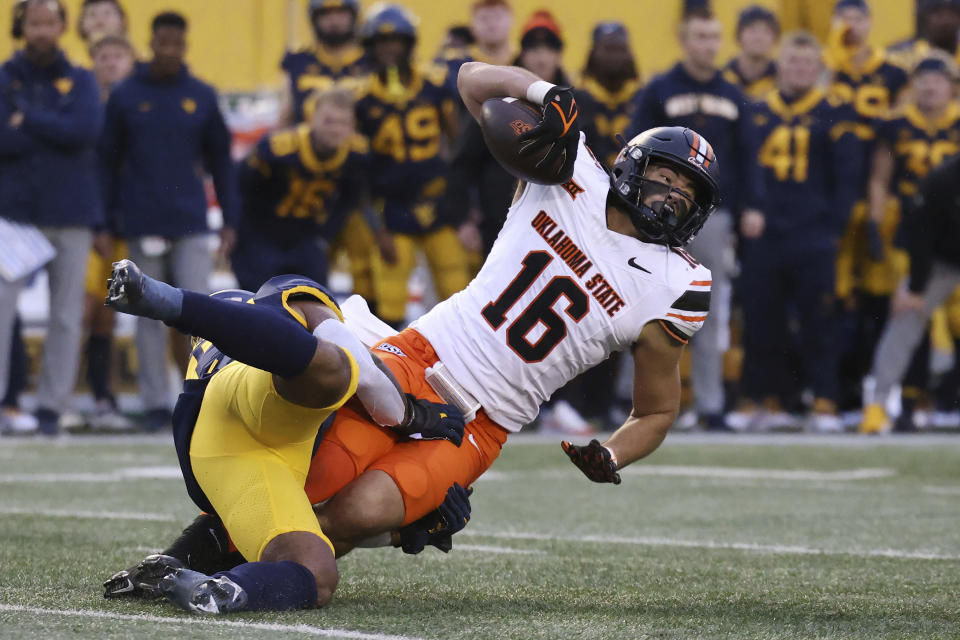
[
  {"left": 457, "top": 62, "right": 542, "bottom": 121},
  {"left": 603, "top": 408, "right": 676, "bottom": 468}
]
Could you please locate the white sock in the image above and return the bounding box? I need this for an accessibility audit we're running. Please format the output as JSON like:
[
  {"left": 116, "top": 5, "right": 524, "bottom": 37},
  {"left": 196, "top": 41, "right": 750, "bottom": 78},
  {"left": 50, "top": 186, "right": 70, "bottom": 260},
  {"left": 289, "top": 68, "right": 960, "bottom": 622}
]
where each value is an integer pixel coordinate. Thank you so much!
[{"left": 313, "top": 319, "right": 405, "bottom": 426}]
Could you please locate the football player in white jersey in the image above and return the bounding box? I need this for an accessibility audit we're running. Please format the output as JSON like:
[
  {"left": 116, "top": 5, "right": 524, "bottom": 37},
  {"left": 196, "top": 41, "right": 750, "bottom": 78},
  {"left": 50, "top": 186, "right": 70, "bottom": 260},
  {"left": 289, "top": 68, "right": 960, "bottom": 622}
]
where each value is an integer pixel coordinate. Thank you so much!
[
  {"left": 299, "top": 64, "right": 719, "bottom": 552},
  {"left": 105, "top": 62, "right": 721, "bottom": 602}
]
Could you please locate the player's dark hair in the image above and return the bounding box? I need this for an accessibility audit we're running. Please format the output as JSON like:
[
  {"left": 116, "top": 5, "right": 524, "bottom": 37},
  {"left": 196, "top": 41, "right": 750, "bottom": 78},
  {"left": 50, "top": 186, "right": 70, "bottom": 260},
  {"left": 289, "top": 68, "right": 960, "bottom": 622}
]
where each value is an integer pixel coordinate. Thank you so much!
[
  {"left": 12, "top": 0, "right": 67, "bottom": 39},
  {"left": 77, "top": 0, "right": 126, "bottom": 41},
  {"left": 89, "top": 32, "right": 133, "bottom": 56},
  {"left": 151, "top": 11, "right": 187, "bottom": 34},
  {"left": 681, "top": 6, "right": 716, "bottom": 23},
  {"left": 447, "top": 25, "right": 475, "bottom": 47}
]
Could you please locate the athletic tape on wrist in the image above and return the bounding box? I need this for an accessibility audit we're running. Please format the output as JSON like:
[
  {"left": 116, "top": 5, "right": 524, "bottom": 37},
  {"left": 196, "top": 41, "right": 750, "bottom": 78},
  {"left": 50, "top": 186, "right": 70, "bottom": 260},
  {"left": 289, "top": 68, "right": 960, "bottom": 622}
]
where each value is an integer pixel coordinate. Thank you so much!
[{"left": 525, "top": 80, "right": 556, "bottom": 106}]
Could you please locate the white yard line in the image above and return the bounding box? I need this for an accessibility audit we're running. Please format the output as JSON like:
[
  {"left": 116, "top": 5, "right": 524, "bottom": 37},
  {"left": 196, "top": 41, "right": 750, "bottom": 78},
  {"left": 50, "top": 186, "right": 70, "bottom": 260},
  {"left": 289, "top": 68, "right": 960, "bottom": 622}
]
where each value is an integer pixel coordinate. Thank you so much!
[
  {"left": 503, "top": 432, "right": 960, "bottom": 447},
  {"left": 922, "top": 486, "right": 960, "bottom": 495},
  {"left": 0, "top": 466, "right": 183, "bottom": 483},
  {"left": 462, "top": 530, "right": 960, "bottom": 561},
  {"left": 0, "top": 506, "right": 177, "bottom": 522},
  {"left": 6, "top": 505, "right": 957, "bottom": 562},
  {"left": 477, "top": 467, "right": 896, "bottom": 482},
  {"left": 0, "top": 465, "right": 895, "bottom": 485},
  {"left": 0, "top": 604, "right": 427, "bottom": 640},
  {"left": 455, "top": 544, "right": 546, "bottom": 555}
]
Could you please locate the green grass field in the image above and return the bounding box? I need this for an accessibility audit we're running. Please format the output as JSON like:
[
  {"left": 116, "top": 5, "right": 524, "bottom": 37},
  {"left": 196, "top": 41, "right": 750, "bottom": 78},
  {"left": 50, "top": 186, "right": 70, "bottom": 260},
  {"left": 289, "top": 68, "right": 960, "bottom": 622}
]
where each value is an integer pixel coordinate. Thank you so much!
[{"left": 0, "top": 433, "right": 958, "bottom": 639}]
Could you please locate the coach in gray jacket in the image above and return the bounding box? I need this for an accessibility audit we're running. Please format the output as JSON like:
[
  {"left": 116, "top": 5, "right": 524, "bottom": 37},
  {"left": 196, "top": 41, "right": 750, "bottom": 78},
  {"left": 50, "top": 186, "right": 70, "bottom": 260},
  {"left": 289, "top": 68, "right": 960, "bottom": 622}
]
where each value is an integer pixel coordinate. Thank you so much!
[{"left": 863, "top": 152, "right": 960, "bottom": 433}]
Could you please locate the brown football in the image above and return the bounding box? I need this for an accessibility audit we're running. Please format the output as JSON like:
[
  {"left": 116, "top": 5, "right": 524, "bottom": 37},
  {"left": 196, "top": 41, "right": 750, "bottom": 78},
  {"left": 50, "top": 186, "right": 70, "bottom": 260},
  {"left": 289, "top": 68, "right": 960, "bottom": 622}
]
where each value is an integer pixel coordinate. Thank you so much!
[{"left": 479, "top": 97, "right": 573, "bottom": 185}]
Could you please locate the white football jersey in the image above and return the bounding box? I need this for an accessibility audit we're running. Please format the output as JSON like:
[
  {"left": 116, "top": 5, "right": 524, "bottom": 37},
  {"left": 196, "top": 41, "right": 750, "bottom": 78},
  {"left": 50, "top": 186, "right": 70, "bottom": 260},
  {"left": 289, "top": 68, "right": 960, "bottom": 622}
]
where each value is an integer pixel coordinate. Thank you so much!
[{"left": 412, "top": 134, "right": 712, "bottom": 431}]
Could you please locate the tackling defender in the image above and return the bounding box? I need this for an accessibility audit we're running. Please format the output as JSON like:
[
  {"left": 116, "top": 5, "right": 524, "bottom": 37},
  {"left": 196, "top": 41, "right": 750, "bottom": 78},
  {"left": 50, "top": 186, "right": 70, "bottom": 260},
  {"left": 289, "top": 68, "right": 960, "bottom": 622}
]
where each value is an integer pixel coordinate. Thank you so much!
[
  {"left": 104, "top": 267, "right": 464, "bottom": 613},
  {"left": 106, "top": 61, "right": 721, "bottom": 609}
]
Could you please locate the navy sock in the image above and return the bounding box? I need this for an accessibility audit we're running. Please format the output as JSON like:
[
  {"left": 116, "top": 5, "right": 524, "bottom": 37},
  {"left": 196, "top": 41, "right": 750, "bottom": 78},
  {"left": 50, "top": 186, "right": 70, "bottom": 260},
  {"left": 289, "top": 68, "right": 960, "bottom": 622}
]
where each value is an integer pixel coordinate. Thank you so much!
[
  {"left": 171, "top": 291, "right": 318, "bottom": 379},
  {"left": 86, "top": 335, "right": 113, "bottom": 402},
  {"left": 213, "top": 561, "right": 318, "bottom": 611}
]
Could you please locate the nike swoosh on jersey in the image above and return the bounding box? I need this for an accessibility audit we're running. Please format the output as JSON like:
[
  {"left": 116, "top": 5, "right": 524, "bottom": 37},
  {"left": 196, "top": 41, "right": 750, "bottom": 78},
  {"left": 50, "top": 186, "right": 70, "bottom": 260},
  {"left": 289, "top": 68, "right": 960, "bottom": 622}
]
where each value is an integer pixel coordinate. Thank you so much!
[{"left": 627, "top": 257, "right": 652, "bottom": 273}]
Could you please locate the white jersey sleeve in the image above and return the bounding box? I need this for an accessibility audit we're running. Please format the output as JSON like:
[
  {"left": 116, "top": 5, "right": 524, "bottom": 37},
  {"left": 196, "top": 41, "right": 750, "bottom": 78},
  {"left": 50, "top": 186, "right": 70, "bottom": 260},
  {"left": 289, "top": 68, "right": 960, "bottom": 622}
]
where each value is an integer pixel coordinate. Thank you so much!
[{"left": 654, "top": 257, "right": 712, "bottom": 343}]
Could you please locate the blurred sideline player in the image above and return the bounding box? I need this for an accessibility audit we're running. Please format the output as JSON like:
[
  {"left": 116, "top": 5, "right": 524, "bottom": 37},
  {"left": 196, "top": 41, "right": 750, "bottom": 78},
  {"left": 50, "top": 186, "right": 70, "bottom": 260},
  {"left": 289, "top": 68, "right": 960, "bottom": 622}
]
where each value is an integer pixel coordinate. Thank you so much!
[
  {"left": 826, "top": 0, "right": 909, "bottom": 419},
  {"left": 629, "top": 8, "right": 764, "bottom": 431},
  {"left": 99, "top": 12, "right": 237, "bottom": 431},
  {"left": 109, "top": 62, "right": 724, "bottom": 586},
  {"left": 79, "top": 0, "right": 134, "bottom": 431},
  {"left": 575, "top": 21, "right": 643, "bottom": 169},
  {"left": 513, "top": 11, "right": 571, "bottom": 86},
  {"left": 280, "top": 0, "right": 366, "bottom": 126},
  {"left": 860, "top": 53, "right": 960, "bottom": 433},
  {"left": 104, "top": 264, "right": 464, "bottom": 613},
  {"left": 232, "top": 87, "right": 369, "bottom": 292},
  {"left": 444, "top": 0, "right": 517, "bottom": 72},
  {"left": 722, "top": 5, "right": 779, "bottom": 100},
  {"left": 888, "top": 0, "right": 960, "bottom": 69},
  {"left": 281, "top": 0, "right": 386, "bottom": 311},
  {"left": 733, "top": 31, "right": 860, "bottom": 432},
  {"left": 354, "top": 5, "right": 468, "bottom": 328}
]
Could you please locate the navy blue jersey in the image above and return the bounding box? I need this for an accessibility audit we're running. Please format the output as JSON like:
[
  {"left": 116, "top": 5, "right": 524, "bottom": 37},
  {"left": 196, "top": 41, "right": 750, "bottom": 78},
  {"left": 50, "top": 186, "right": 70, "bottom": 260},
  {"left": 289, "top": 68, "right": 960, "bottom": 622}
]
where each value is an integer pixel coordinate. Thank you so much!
[
  {"left": 876, "top": 102, "right": 960, "bottom": 248},
  {"left": 574, "top": 77, "right": 643, "bottom": 169},
  {"left": 237, "top": 125, "right": 369, "bottom": 245},
  {"left": 354, "top": 64, "right": 457, "bottom": 233},
  {"left": 722, "top": 58, "right": 777, "bottom": 100},
  {"left": 100, "top": 63, "right": 236, "bottom": 237},
  {"left": 753, "top": 88, "right": 861, "bottom": 246},
  {"left": 281, "top": 44, "right": 369, "bottom": 123},
  {"left": 629, "top": 63, "right": 763, "bottom": 213},
  {"left": 827, "top": 50, "right": 908, "bottom": 190}
]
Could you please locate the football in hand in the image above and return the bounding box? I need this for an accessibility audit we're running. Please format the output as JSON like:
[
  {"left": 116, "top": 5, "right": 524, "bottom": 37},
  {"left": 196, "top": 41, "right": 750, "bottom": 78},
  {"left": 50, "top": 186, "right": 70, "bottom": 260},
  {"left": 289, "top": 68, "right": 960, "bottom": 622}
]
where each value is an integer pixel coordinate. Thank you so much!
[{"left": 480, "top": 97, "right": 574, "bottom": 185}]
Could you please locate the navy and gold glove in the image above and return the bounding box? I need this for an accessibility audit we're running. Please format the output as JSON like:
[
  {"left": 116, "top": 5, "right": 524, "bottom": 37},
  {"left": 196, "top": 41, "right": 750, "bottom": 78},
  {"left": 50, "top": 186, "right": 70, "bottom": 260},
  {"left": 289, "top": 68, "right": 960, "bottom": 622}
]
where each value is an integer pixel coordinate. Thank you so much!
[
  {"left": 518, "top": 86, "right": 580, "bottom": 173},
  {"left": 398, "top": 483, "right": 473, "bottom": 554},
  {"left": 561, "top": 439, "right": 621, "bottom": 484},
  {"left": 394, "top": 394, "right": 465, "bottom": 446}
]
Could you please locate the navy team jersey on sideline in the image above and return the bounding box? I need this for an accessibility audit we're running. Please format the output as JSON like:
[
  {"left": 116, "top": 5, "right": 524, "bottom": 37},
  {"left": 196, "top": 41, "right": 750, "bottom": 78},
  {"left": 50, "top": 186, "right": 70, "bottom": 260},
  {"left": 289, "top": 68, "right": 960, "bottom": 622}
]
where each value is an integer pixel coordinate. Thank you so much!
[
  {"left": 171, "top": 279, "right": 340, "bottom": 514},
  {"left": 282, "top": 44, "right": 369, "bottom": 123},
  {"left": 354, "top": 64, "right": 457, "bottom": 234},
  {"left": 628, "top": 62, "right": 764, "bottom": 214},
  {"left": 237, "top": 125, "right": 369, "bottom": 245},
  {"left": 722, "top": 58, "right": 777, "bottom": 100},
  {"left": 828, "top": 51, "right": 908, "bottom": 187},
  {"left": 752, "top": 87, "right": 862, "bottom": 247},
  {"left": 875, "top": 102, "right": 960, "bottom": 244},
  {"left": 574, "top": 77, "right": 643, "bottom": 169}
]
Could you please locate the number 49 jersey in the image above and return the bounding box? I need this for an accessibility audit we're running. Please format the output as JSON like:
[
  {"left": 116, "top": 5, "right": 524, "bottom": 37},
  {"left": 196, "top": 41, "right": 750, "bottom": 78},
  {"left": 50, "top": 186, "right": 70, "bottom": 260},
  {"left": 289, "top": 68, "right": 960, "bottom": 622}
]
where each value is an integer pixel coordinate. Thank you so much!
[{"left": 412, "top": 134, "right": 712, "bottom": 430}]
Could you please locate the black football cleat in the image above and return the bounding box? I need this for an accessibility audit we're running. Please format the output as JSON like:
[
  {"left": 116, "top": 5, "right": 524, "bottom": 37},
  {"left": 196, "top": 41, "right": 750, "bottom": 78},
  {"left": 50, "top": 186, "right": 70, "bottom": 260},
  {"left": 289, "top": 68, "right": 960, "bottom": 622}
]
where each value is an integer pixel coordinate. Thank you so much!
[
  {"left": 105, "top": 259, "right": 182, "bottom": 321},
  {"left": 103, "top": 553, "right": 185, "bottom": 600},
  {"left": 161, "top": 568, "right": 248, "bottom": 614}
]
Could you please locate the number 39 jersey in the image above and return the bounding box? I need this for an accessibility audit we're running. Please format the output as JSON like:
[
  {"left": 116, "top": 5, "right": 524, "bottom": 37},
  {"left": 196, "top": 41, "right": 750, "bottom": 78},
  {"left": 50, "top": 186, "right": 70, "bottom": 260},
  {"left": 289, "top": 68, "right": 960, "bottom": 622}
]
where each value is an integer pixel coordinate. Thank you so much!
[{"left": 412, "top": 134, "right": 712, "bottom": 431}]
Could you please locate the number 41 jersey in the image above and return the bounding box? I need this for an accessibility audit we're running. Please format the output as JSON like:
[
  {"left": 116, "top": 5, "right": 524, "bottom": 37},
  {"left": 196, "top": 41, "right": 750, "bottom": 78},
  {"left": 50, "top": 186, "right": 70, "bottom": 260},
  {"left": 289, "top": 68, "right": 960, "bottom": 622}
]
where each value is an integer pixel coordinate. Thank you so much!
[{"left": 412, "top": 134, "right": 712, "bottom": 430}]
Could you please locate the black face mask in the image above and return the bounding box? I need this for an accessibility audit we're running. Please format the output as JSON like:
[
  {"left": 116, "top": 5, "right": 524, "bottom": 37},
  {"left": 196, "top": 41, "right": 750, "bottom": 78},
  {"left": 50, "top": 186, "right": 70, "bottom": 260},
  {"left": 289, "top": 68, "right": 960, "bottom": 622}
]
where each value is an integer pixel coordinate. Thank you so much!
[{"left": 637, "top": 178, "right": 698, "bottom": 223}]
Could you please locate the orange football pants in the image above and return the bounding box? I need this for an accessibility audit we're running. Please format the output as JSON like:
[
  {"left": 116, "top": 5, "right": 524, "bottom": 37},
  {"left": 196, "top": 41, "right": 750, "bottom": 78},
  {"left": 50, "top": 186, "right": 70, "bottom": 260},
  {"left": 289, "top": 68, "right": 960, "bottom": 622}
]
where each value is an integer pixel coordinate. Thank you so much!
[{"left": 303, "top": 328, "right": 509, "bottom": 526}]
